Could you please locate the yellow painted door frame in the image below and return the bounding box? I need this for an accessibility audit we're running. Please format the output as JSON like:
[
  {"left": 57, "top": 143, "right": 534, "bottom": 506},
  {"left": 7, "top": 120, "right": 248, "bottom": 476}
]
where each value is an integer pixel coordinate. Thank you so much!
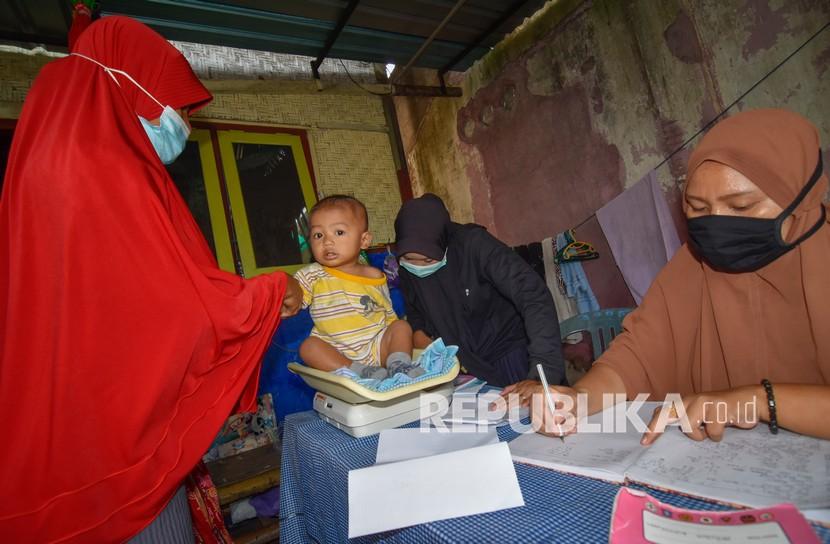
[{"left": 216, "top": 130, "right": 317, "bottom": 277}]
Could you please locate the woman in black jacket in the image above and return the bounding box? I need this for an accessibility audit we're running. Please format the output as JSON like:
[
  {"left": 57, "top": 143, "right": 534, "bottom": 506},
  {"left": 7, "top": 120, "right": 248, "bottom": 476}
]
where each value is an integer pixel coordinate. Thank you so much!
[{"left": 394, "top": 194, "right": 564, "bottom": 387}]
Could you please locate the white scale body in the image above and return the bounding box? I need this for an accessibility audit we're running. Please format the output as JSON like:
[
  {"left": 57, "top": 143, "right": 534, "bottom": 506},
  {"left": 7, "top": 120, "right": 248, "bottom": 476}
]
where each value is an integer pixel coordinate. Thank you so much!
[{"left": 313, "top": 382, "right": 454, "bottom": 438}]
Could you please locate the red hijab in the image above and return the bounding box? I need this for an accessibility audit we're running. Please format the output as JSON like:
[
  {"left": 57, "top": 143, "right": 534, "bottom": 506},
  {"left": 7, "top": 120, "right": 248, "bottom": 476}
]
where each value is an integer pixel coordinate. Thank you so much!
[{"left": 0, "top": 17, "right": 287, "bottom": 542}]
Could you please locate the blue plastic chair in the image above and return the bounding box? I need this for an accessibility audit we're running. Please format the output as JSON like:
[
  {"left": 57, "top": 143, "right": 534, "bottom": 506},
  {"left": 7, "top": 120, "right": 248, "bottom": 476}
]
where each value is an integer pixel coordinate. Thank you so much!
[{"left": 559, "top": 308, "right": 633, "bottom": 359}]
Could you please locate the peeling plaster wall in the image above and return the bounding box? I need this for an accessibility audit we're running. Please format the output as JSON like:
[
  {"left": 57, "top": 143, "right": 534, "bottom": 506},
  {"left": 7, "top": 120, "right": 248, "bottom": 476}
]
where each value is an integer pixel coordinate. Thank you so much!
[
  {"left": 393, "top": 68, "right": 474, "bottom": 223},
  {"left": 394, "top": 0, "right": 830, "bottom": 307}
]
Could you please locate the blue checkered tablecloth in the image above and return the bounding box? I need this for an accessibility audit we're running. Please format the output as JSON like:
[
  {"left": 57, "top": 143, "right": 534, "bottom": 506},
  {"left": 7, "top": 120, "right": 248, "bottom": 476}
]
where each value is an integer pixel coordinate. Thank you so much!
[{"left": 279, "top": 410, "right": 830, "bottom": 543}]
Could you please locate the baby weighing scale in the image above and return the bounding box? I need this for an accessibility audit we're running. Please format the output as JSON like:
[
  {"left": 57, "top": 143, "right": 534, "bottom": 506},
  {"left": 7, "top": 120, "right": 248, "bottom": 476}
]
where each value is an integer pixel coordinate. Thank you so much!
[{"left": 288, "top": 357, "right": 459, "bottom": 438}]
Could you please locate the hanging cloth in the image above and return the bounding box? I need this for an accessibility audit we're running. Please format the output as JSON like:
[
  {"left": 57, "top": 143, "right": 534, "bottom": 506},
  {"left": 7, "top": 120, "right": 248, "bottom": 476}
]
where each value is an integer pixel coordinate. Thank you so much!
[
  {"left": 556, "top": 232, "right": 600, "bottom": 313},
  {"left": 596, "top": 171, "right": 681, "bottom": 304}
]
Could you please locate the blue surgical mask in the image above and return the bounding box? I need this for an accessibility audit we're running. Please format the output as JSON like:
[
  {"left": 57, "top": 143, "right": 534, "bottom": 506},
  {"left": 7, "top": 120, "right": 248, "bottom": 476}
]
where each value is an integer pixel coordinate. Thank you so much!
[
  {"left": 71, "top": 52, "right": 191, "bottom": 164},
  {"left": 138, "top": 107, "right": 190, "bottom": 164},
  {"left": 400, "top": 253, "right": 447, "bottom": 278}
]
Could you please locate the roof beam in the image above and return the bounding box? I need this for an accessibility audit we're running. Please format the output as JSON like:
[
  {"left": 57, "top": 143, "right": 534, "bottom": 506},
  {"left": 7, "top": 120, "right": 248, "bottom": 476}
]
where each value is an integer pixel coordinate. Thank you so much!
[
  {"left": 310, "top": 0, "right": 360, "bottom": 86},
  {"left": 392, "top": 0, "right": 467, "bottom": 84},
  {"left": 391, "top": 83, "right": 461, "bottom": 97}
]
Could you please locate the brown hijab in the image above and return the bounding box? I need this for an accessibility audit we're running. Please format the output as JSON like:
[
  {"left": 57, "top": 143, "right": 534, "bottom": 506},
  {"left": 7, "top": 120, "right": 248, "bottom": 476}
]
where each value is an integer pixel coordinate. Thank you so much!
[{"left": 595, "top": 109, "right": 830, "bottom": 397}]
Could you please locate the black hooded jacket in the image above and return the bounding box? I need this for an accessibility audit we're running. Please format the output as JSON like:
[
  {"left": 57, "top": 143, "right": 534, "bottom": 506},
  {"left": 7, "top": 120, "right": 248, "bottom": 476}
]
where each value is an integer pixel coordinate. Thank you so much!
[{"left": 399, "top": 222, "right": 564, "bottom": 386}]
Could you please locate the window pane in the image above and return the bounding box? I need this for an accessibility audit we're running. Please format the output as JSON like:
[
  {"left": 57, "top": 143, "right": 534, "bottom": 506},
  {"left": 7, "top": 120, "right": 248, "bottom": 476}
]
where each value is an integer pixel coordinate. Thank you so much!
[
  {"left": 0, "top": 128, "right": 14, "bottom": 197},
  {"left": 232, "top": 142, "right": 311, "bottom": 268},
  {"left": 166, "top": 140, "right": 218, "bottom": 258}
]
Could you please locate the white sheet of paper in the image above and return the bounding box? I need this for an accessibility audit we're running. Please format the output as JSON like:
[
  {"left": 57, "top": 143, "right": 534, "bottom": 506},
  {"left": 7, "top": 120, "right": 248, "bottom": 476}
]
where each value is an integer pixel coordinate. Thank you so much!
[
  {"left": 348, "top": 442, "right": 524, "bottom": 538},
  {"left": 509, "top": 423, "right": 644, "bottom": 483},
  {"left": 627, "top": 427, "right": 830, "bottom": 509},
  {"left": 375, "top": 426, "right": 498, "bottom": 464},
  {"left": 509, "top": 401, "right": 659, "bottom": 483},
  {"left": 510, "top": 401, "right": 830, "bottom": 508}
]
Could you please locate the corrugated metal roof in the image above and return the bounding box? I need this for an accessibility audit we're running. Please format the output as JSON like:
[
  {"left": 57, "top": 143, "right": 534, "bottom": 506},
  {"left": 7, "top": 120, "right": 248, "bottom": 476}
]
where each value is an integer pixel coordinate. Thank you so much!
[{"left": 0, "top": 0, "right": 547, "bottom": 72}]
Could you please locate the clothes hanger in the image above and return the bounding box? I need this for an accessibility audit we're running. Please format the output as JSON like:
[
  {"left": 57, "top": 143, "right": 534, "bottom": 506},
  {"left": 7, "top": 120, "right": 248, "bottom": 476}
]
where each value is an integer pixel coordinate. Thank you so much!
[{"left": 554, "top": 229, "right": 599, "bottom": 263}]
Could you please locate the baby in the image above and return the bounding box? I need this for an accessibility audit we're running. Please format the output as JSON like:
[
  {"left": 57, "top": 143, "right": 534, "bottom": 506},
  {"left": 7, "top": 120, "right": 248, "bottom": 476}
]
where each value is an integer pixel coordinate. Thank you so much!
[{"left": 295, "top": 195, "right": 421, "bottom": 380}]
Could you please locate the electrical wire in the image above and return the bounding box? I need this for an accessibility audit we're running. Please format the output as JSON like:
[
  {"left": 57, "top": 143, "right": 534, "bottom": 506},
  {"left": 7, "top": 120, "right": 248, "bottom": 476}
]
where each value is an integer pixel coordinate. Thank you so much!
[
  {"left": 337, "top": 58, "right": 391, "bottom": 96},
  {"left": 572, "top": 19, "right": 830, "bottom": 230},
  {"left": 652, "top": 19, "right": 829, "bottom": 173}
]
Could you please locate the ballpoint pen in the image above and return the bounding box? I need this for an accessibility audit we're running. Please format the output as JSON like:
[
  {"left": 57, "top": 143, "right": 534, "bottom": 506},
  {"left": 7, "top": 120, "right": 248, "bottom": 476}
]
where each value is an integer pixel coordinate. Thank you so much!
[{"left": 536, "top": 363, "right": 565, "bottom": 442}]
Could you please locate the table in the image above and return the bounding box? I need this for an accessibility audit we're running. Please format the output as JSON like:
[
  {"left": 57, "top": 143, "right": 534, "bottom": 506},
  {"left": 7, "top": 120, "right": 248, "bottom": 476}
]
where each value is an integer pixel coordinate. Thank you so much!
[{"left": 279, "top": 411, "right": 830, "bottom": 543}]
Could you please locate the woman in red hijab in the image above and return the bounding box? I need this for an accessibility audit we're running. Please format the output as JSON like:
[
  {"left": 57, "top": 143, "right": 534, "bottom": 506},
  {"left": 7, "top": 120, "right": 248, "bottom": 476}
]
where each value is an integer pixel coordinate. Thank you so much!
[{"left": 0, "top": 16, "right": 301, "bottom": 542}]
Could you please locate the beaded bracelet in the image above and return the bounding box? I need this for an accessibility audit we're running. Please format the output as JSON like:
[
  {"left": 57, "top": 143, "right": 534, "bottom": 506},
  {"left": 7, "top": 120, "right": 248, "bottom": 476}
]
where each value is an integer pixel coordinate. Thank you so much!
[{"left": 761, "top": 379, "right": 778, "bottom": 435}]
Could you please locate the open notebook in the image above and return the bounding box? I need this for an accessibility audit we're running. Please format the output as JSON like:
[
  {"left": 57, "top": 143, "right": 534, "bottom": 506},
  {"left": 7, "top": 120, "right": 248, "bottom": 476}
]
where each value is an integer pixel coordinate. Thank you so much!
[{"left": 509, "top": 402, "right": 830, "bottom": 511}]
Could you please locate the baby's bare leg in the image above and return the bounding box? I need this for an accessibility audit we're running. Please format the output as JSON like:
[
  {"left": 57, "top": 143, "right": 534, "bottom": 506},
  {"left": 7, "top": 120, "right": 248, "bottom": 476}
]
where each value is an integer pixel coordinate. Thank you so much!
[
  {"left": 381, "top": 320, "right": 424, "bottom": 377},
  {"left": 300, "top": 337, "right": 351, "bottom": 371},
  {"left": 380, "top": 320, "right": 413, "bottom": 365}
]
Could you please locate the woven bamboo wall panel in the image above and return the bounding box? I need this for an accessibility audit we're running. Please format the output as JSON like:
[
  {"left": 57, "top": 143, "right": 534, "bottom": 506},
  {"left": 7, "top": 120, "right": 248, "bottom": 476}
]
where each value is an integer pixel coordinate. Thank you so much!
[
  {"left": 174, "top": 41, "right": 376, "bottom": 83},
  {"left": 200, "top": 92, "right": 387, "bottom": 128},
  {"left": 0, "top": 46, "right": 403, "bottom": 246},
  {"left": 0, "top": 51, "right": 50, "bottom": 103},
  {"left": 311, "top": 129, "right": 401, "bottom": 244}
]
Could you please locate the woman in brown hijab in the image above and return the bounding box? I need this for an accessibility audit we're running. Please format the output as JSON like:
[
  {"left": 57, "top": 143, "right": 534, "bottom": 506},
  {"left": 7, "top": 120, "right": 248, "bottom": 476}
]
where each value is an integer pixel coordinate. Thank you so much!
[{"left": 509, "top": 109, "right": 830, "bottom": 442}]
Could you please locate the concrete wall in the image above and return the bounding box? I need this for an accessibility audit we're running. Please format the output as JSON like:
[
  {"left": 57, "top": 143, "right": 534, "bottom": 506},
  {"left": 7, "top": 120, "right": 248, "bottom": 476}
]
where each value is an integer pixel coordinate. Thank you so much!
[{"left": 393, "top": 0, "right": 830, "bottom": 307}]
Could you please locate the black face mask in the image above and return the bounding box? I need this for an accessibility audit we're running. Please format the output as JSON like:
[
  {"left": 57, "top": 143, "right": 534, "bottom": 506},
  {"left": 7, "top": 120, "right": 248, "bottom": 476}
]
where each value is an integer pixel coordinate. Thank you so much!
[{"left": 687, "top": 154, "right": 826, "bottom": 273}]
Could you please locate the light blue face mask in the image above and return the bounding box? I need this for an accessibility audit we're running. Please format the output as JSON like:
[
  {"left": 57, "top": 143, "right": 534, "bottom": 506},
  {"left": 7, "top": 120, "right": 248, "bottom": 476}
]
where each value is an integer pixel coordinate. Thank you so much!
[
  {"left": 400, "top": 252, "right": 447, "bottom": 278},
  {"left": 138, "top": 107, "right": 190, "bottom": 164},
  {"left": 71, "top": 52, "right": 191, "bottom": 164}
]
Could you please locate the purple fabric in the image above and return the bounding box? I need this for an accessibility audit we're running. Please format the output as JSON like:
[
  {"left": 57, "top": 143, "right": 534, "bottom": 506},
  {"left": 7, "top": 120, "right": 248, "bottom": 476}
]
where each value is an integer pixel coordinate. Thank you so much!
[
  {"left": 596, "top": 172, "right": 681, "bottom": 304},
  {"left": 249, "top": 487, "right": 279, "bottom": 518},
  {"left": 383, "top": 252, "right": 400, "bottom": 287}
]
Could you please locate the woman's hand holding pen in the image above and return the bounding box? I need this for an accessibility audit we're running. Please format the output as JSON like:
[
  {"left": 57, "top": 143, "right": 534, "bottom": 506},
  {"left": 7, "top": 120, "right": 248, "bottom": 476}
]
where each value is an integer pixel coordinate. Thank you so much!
[
  {"left": 500, "top": 381, "right": 580, "bottom": 438},
  {"left": 530, "top": 385, "right": 579, "bottom": 438}
]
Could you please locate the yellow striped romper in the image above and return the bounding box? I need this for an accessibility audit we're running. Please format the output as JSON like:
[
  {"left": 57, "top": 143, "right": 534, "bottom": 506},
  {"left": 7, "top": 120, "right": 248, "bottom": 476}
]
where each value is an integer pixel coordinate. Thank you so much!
[{"left": 294, "top": 263, "right": 397, "bottom": 366}]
